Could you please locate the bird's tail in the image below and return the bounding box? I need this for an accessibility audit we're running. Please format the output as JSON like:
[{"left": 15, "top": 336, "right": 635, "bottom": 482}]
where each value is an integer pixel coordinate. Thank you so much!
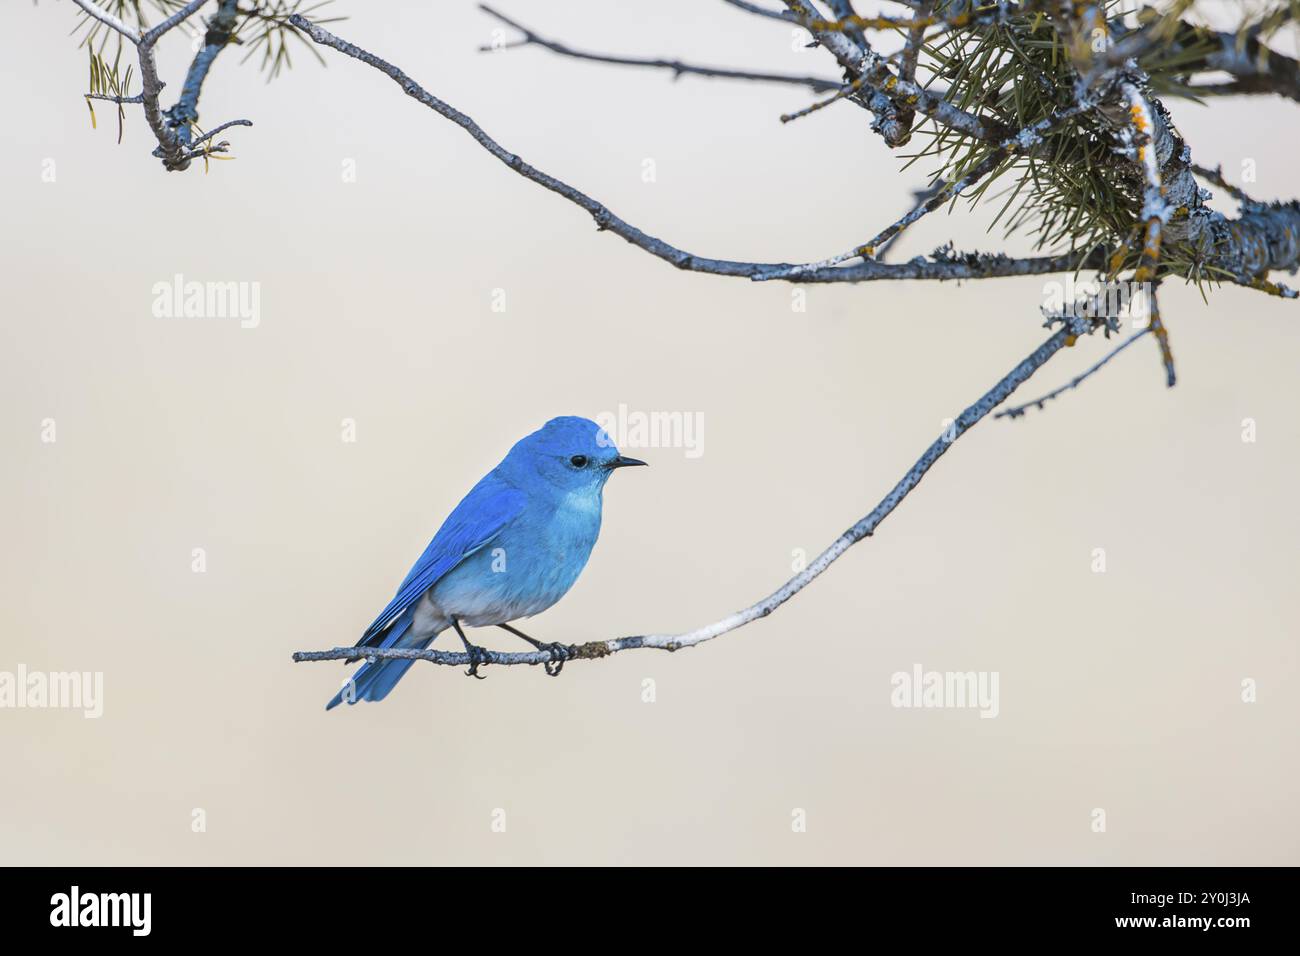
[{"left": 325, "top": 615, "right": 435, "bottom": 710}]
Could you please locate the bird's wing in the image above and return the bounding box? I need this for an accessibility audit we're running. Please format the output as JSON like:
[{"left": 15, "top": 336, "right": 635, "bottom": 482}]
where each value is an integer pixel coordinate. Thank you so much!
[{"left": 358, "top": 474, "right": 526, "bottom": 647}]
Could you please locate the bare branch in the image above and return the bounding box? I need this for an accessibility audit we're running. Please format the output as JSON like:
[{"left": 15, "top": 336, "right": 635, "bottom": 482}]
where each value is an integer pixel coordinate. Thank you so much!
[
  {"left": 478, "top": 5, "right": 840, "bottom": 93},
  {"left": 720, "top": 0, "right": 796, "bottom": 22},
  {"left": 779, "top": 75, "right": 869, "bottom": 123},
  {"left": 190, "top": 117, "right": 253, "bottom": 146},
  {"left": 1190, "top": 162, "right": 1257, "bottom": 206},
  {"left": 874, "top": 181, "right": 943, "bottom": 260},
  {"left": 289, "top": 15, "right": 1099, "bottom": 286},
  {"left": 295, "top": 313, "right": 1098, "bottom": 672},
  {"left": 140, "top": 0, "right": 209, "bottom": 46},
  {"left": 85, "top": 91, "right": 145, "bottom": 105}
]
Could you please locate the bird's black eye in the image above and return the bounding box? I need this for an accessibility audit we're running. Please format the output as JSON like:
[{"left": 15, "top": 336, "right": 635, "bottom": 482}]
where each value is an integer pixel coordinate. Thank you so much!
[{"left": 569, "top": 455, "right": 589, "bottom": 468}]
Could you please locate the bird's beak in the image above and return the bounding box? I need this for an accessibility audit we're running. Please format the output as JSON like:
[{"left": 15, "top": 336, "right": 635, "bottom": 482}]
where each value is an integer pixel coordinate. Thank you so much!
[{"left": 607, "top": 455, "right": 648, "bottom": 470}]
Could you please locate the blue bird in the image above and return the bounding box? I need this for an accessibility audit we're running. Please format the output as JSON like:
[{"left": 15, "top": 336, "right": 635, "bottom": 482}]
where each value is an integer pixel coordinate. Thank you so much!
[{"left": 326, "top": 416, "right": 646, "bottom": 709}]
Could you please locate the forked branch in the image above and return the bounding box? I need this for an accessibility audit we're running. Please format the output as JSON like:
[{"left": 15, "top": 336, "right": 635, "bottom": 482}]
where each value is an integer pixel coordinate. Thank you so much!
[{"left": 70, "top": 0, "right": 252, "bottom": 170}]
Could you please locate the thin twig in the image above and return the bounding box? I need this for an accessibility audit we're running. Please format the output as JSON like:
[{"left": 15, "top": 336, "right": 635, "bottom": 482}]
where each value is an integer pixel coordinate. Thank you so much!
[
  {"left": 1230, "top": 275, "right": 1299, "bottom": 299},
  {"left": 719, "top": 0, "right": 796, "bottom": 22},
  {"left": 779, "top": 73, "right": 870, "bottom": 123},
  {"left": 763, "top": 98, "right": 1093, "bottom": 278},
  {"left": 1189, "top": 162, "right": 1256, "bottom": 206},
  {"left": 479, "top": 5, "right": 840, "bottom": 93},
  {"left": 996, "top": 327, "right": 1151, "bottom": 420},
  {"left": 85, "top": 91, "right": 145, "bottom": 104},
  {"left": 874, "top": 181, "right": 944, "bottom": 260},
  {"left": 808, "top": 3, "right": 1021, "bottom": 35},
  {"left": 190, "top": 117, "right": 253, "bottom": 146},
  {"left": 295, "top": 314, "right": 1096, "bottom": 671},
  {"left": 141, "top": 0, "right": 210, "bottom": 46}
]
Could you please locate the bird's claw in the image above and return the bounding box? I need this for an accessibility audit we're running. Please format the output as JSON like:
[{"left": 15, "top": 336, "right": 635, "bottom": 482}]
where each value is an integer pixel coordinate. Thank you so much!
[
  {"left": 540, "top": 642, "right": 570, "bottom": 677},
  {"left": 463, "top": 645, "right": 490, "bottom": 679}
]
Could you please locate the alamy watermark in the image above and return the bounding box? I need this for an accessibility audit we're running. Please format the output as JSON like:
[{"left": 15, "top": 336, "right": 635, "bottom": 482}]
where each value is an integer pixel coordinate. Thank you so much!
[
  {"left": 0, "top": 665, "right": 103, "bottom": 718},
  {"left": 596, "top": 404, "right": 704, "bottom": 459},
  {"left": 50, "top": 886, "right": 150, "bottom": 936},
  {"left": 890, "top": 663, "right": 999, "bottom": 718},
  {"left": 1043, "top": 277, "right": 1151, "bottom": 325},
  {"left": 151, "top": 273, "right": 260, "bottom": 328}
]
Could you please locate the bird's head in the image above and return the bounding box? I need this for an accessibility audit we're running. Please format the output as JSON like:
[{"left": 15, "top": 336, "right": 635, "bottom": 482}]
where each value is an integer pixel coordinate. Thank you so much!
[{"left": 503, "top": 416, "right": 646, "bottom": 494}]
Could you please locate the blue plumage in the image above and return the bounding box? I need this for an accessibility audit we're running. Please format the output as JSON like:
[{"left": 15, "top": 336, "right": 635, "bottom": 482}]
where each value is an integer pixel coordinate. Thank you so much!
[{"left": 326, "top": 416, "right": 645, "bottom": 709}]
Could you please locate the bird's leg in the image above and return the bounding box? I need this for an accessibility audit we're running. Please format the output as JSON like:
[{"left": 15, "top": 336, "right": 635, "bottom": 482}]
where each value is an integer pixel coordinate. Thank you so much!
[
  {"left": 497, "top": 622, "right": 570, "bottom": 677},
  {"left": 450, "top": 618, "right": 489, "bottom": 679}
]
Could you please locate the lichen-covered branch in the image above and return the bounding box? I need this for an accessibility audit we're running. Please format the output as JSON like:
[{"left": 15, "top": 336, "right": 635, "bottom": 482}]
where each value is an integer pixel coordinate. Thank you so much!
[
  {"left": 1121, "top": 82, "right": 1176, "bottom": 387},
  {"left": 781, "top": 0, "right": 1007, "bottom": 143},
  {"left": 1105, "top": 71, "right": 1300, "bottom": 295},
  {"left": 891, "top": 0, "right": 932, "bottom": 142},
  {"left": 294, "top": 313, "right": 1097, "bottom": 672}
]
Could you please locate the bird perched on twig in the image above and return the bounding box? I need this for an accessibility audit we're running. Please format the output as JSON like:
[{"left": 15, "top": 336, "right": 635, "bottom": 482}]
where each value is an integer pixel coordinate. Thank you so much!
[{"left": 326, "top": 416, "right": 646, "bottom": 709}]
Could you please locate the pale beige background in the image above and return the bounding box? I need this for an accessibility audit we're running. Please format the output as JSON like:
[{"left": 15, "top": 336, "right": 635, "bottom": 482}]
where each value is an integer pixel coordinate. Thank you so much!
[{"left": 1, "top": 1, "right": 1296, "bottom": 866}]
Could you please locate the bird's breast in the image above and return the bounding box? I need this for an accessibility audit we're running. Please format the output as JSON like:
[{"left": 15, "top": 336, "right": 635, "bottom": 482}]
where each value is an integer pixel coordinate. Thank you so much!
[
  {"left": 427, "top": 488, "right": 603, "bottom": 626},
  {"left": 533, "top": 490, "right": 602, "bottom": 583}
]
